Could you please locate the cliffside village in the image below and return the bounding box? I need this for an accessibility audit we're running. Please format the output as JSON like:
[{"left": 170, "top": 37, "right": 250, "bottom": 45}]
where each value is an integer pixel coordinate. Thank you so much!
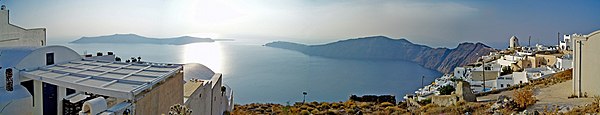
[{"left": 406, "top": 29, "right": 600, "bottom": 108}]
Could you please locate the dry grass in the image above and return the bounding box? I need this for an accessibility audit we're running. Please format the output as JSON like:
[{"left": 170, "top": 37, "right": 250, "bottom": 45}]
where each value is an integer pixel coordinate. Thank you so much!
[
  {"left": 513, "top": 88, "right": 536, "bottom": 110},
  {"left": 233, "top": 101, "right": 409, "bottom": 115},
  {"left": 417, "top": 101, "right": 493, "bottom": 114}
]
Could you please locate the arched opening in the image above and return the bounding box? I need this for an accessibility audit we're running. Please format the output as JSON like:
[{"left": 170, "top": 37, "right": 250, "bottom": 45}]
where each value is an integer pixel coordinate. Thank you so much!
[{"left": 81, "top": 103, "right": 92, "bottom": 115}]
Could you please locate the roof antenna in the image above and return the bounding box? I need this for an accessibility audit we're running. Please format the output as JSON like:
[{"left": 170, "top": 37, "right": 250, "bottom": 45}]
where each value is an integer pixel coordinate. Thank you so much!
[
  {"left": 1, "top": 0, "right": 5, "bottom": 11},
  {"left": 528, "top": 36, "right": 531, "bottom": 47}
]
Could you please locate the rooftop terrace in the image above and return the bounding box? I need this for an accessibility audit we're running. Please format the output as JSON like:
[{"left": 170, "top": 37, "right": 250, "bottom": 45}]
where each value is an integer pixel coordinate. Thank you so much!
[{"left": 22, "top": 59, "right": 182, "bottom": 100}]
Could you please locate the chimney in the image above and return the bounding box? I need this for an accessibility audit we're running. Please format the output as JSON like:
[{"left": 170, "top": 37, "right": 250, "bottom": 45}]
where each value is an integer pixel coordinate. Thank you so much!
[
  {"left": 528, "top": 36, "right": 531, "bottom": 47},
  {"left": 557, "top": 32, "right": 560, "bottom": 46},
  {"left": 96, "top": 52, "right": 103, "bottom": 56},
  {"left": 107, "top": 52, "right": 114, "bottom": 55}
]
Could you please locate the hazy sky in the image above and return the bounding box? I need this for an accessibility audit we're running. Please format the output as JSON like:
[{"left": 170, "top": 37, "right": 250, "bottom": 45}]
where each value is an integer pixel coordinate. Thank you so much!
[{"left": 4, "top": 0, "right": 600, "bottom": 48}]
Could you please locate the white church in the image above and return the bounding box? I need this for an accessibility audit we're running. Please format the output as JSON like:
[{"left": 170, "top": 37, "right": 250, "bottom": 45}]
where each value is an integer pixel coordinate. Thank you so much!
[{"left": 1, "top": 5, "right": 233, "bottom": 115}]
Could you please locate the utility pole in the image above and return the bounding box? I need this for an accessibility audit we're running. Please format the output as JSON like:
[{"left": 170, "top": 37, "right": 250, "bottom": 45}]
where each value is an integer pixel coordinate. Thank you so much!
[
  {"left": 302, "top": 91, "right": 307, "bottom": 104},
  {"left": 558, "top": 32, "right": 561, "bottom": 46},
  {"left": 528, "top": 36, "right": 531, "bottom": 47},
  {"left": 482, "top": 55, "right": 486, "bottom": 92},
  {"left": 421, "top": 76, "right": 425, "bottom": 88}
]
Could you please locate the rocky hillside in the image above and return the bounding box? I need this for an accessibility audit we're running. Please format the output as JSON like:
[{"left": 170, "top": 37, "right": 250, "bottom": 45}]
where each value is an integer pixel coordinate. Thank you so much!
[{"left": 264, "top": 36, "right": 495, "bottom": 73}]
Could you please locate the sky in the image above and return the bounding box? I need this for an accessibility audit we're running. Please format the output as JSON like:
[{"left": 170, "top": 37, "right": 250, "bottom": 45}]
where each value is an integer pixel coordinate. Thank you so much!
[{"left": 3, "top": 0, "right": 600, "bottom": 48}]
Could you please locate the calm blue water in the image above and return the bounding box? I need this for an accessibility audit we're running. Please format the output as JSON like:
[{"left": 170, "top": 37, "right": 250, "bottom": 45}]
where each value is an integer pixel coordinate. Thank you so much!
[{"left": 52, "top": 41, "right": 441, "bottom": 104}]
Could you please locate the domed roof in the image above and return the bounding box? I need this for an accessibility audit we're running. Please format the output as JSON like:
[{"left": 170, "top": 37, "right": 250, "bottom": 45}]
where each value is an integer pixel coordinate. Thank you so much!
[
  {"left": 0, "top": 46, "right": 37, "bottom": 67},
  {"left": 510, "top": 36, "right": 518, "bottom": 40},
  {"left": 183, "top": 63, "right": 215, "bottom": 81}
]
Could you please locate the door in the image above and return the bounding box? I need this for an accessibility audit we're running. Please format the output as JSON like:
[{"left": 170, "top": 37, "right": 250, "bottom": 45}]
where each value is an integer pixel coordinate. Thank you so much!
[{"left": 43, "top": 83, "right": 57, "bottom": 115}]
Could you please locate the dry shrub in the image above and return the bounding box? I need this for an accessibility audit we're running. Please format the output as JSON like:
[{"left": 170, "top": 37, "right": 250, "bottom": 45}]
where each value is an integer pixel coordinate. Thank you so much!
[
  {"left": 513, "top": 88, "right": 536, "bottom": 109},
  {"left": 299, "top": 110, "right": 310, "bottom": 115},
  {"left": 418, "top": 103, "right": 439, "bottom": 112},
  {"left": 344, "top": 100, "right": 355, "bottom": 107},
  {"left": 359, "top": 102, "right": 371, "bottom": 108},
  {"left": 554, "top": 69, "right": 572, "bottom": 81},
  {"left": 379, "top": 102, "right": 394, "bottom": 107},
  {"left": 418, "top": 102, "right": 490, "bottom": 114}
]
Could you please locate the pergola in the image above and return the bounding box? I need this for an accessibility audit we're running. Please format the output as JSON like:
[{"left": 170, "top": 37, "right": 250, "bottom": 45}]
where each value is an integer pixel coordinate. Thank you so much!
[{"left": 21, "top": 59, "right": 182, "bottom": 100}]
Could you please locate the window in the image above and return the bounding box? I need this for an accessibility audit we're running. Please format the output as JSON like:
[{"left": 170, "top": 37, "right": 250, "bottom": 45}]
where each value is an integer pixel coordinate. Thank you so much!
[
  {"left": 500, "top": 84, "right": 504, "bottom": 88},
  {"left": 67, "top": 88, "right": 76, "bottom": 95},
  {"left": 46, "top": 53, "right": 54, "bottom": 65},
  {"left": 5, "top": 68, "right": 13, "bottom": 91}
]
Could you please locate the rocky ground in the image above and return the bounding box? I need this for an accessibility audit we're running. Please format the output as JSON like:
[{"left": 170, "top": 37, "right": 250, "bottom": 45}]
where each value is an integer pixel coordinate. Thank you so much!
[
  {"left": 233, "top": 69, "right": 600, "bottom": 114},
  {"left": 232, "top": 101, "right": 408, "bottom": 115}
]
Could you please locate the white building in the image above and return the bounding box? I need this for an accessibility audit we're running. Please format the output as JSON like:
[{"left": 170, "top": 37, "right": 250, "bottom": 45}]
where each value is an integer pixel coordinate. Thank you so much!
[
  {"left": 467, "top": 69, "right": 500, "bottom": 93},
  {"left": 0, "top": 5, "right": 46, "bottom": 47},
  {"left": 556, "top": 54, "right": 573, "bottom": 71},
  {"left": 1, "top": 46, "right": 234, "bottom": 115},
  {"left": 560, "top": 34, "right": 573, "bottom": 51},
  {"left": 501, "top": 55, "right": 525, "bottom": 62},
  {"left": 1, "top": 5, "right": 233, "bottom": 115},
  {"left": 181, "top": 63, "right": 234, "bottom": 115},
  {"left": 572, "top": 30, "right": 600, "bottom": 97},
  {"left": 494, "top": 75, "right": 513, "bottom": 89},
  {"left": 509, "top": 36, "right": 520, "bottom": 49},
  {"left": 512, "top": 72, "right": 529, "bottom": 85},
  {"left": 524, "top": 67, "right": 556, "bottom": 79},
  {"left": 453, "top": 67, "right": 467, "bottom": 79}
]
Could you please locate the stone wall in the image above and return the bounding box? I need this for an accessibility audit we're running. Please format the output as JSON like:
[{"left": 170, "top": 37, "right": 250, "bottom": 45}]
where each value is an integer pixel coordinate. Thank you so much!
[
  {"left": 431, "top": 95, "right": 458, "bottom": 107},
  {"left": 135, "top": 72, "right": 184, "bottom": 115},
  {"left": 349, "top": 95, "right": 396, "bottom": 104},
  {"left": 456, "top": 81, "right": 477, "bottom": 102},
  {"left": 576, "top": 30, "right": 600, "bottom": 96}
]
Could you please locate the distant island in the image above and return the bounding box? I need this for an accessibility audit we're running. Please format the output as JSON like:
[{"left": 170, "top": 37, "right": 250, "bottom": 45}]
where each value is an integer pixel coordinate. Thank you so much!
[
  {"left": 70, "top": 34, "right": 232, "bottom": 45},
  {"left": 264, "top": 36, "right": 496, "bottom": 73}
]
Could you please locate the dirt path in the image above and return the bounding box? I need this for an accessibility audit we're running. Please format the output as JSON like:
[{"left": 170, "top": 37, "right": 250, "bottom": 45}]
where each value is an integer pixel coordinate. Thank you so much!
[
  {"left": 477, "top": 89, "right": 515, "bottom": 102},
  {"left": 476, "top": 80, "right": 594, "bottom": 112},
  {"left": 526, "top": 80, "right": 593, "bottom": 112}
]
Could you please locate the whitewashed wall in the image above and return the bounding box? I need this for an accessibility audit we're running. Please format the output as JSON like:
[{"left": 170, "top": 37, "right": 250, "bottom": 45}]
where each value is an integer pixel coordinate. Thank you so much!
[{"left": 1, "top": 10, "right": 46, "bottom": 47}]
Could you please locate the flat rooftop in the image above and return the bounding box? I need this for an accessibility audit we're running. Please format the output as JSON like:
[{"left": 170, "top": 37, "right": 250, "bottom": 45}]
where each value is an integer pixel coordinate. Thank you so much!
[
  {"left": 183, "top": 81, "right": 204, "bottom": 98},
  {"left": 22, "top": 59, "right": 182, "bottom": 100}
]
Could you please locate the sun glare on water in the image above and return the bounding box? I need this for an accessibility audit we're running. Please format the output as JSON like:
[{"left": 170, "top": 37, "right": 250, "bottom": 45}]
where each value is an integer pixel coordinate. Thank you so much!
[{"left": 181, "top": 33, "right": 225, "bottom": 73}]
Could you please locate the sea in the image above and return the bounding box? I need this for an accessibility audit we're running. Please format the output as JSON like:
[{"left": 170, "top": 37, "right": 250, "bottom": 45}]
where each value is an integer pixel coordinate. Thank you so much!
[{"left": 50, "top": 40, "right": 441, "bottom": 104}]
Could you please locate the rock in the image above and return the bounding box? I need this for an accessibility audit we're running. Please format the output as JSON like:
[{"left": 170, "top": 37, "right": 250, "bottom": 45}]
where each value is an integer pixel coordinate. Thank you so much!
[
  {"left": 489, "top": 95, "right": 518, "bottom": 113},
  {"left": 456, "top": 81, "right": 477, "bottom": 102}
]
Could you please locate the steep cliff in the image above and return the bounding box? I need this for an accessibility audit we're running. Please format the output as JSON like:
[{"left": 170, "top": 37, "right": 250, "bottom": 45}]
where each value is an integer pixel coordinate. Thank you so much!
[{"left": 264, "top": 36, "right": 495, "bottom": 73}]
